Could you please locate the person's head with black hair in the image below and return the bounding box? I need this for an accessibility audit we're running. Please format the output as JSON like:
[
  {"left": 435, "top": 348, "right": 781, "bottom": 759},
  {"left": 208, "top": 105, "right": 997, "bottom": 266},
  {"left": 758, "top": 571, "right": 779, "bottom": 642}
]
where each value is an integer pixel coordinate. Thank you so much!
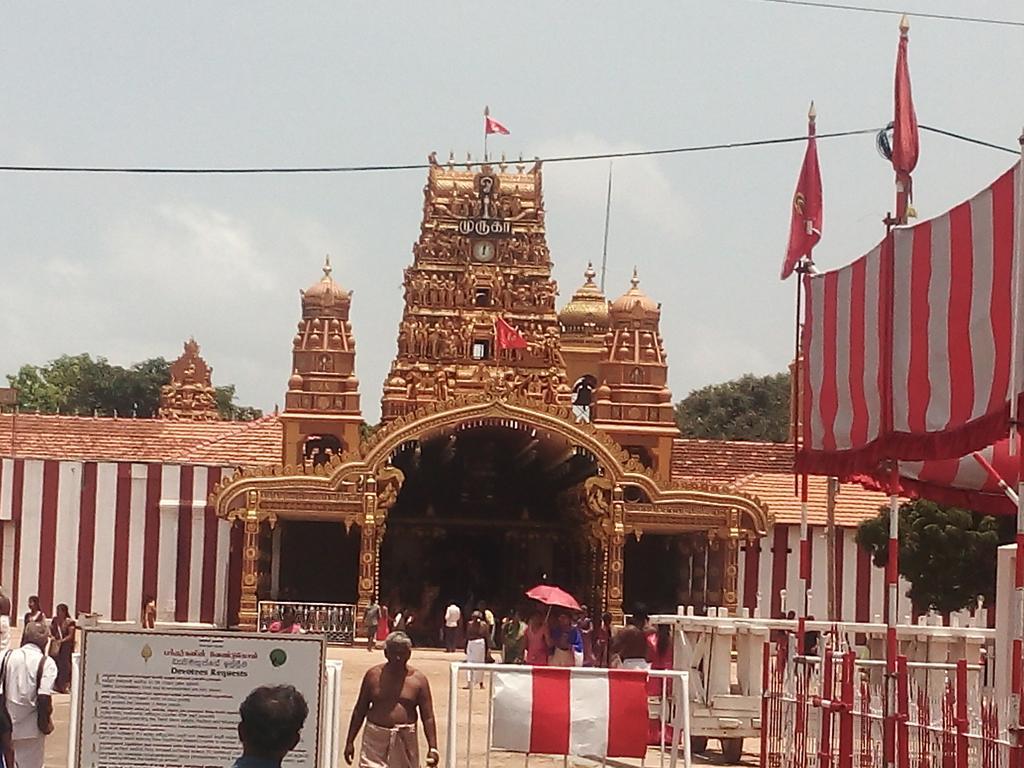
[
  {"left": 237, "top": 685, "right": 309, "bottom": 764},
  {"left": 630, "top": 603, "right": 649, "bottom": 629}
]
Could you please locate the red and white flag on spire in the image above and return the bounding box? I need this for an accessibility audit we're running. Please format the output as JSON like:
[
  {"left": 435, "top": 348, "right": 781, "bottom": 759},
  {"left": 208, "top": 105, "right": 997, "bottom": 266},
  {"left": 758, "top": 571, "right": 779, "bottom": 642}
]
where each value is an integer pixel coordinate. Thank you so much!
[
  {"left": 484, "top": 105, "right": 510, "bottom": 136},
  {"left": 781, "top": 103, "right": 822, "bottom": 280}
]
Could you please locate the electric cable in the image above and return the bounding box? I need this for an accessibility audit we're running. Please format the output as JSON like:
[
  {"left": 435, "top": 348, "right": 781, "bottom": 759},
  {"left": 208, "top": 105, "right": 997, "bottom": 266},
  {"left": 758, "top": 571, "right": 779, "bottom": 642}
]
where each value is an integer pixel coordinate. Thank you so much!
[
  {"left": 745, "top": 0, "right": 1024, "bottom": 28},
  {"left": 0, "top": 124, "right": 1014, "bottom": 176}
]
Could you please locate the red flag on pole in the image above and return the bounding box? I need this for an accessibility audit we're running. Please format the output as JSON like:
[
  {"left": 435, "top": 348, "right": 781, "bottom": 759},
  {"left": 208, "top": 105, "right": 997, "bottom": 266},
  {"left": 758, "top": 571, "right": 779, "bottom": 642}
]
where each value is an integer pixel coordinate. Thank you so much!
[
  {"left": 495, "top": 317, "right": 527, "bottom": 350},
  {"left": 780, "top": 103, "right": 822, "bottom": 280},
  {"left": 484, "top": 106, "right": 510, "bottom": 136},
  {"left": 892, "top": 15, "right": 919, "bottom": 223}
]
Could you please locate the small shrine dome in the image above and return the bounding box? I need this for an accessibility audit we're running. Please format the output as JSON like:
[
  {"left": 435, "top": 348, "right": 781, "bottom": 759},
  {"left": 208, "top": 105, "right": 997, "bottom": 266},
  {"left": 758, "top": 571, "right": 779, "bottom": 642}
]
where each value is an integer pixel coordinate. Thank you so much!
[
  {"left": 609, "top": 268, "right": 660, "bottom": 322},
  {"left": 302, "top": 256, "right": 350, "bottom": 310},
  {"left": 558, "top": 263, "right": 610, "bottom": 330}
]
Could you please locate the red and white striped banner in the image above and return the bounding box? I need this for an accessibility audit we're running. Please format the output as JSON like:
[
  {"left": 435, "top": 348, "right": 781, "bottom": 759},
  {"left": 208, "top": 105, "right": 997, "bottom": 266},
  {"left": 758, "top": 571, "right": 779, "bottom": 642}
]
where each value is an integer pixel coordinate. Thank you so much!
[
  {"left": 491, "top": 668, "right": 649, "bottom": 758},
  {"left": 799, "top": 163, "right": 1020, "bottom": 478},
  {"left": 0, "top": 458, "right": 240, "bottom": 625},
  {"left": 851, "top": 439, "right": 1019, "bottom": 517}
]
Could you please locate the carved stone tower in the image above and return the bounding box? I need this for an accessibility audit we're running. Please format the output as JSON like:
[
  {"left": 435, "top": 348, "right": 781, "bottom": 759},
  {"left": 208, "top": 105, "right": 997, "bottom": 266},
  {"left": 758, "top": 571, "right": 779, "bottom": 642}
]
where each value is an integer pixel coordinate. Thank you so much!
[
  {"left": 159, "top": 338, "right": 219, "bottom": 420},
  {"left": 592, "top": 269, "right": 678, "bottom": 480},
  {"left": 381, "top": 156, "right": 570, "bottom": 422},
  {"left": 558, "top": 263, "right": 610, "bottom": 420},
  {"left": 280, "top": 258, "right": 363, "bottom": 468}
]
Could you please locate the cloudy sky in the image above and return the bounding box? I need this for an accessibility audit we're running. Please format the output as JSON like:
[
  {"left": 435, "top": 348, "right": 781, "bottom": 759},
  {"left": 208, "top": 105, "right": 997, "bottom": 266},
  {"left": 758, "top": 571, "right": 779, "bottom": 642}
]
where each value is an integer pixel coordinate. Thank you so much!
[{"left": 1, "top": 2, "right": 1021, "bottom": 421}]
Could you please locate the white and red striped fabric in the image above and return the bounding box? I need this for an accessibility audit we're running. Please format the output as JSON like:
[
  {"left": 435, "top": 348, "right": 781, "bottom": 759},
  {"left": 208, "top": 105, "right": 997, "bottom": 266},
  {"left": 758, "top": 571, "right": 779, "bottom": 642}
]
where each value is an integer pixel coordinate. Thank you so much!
[
  {"left": 491, "top": 668, "right": 649, "bottom": 758},
  {"left": 0, "top": 458, "right": 240, "bottom": 625},
  {"left": 799, "top": 163, "right": 1020, "bottom": 478},
  {"left": 854, "top": 439, "right": 1019, "bottom": 517}
]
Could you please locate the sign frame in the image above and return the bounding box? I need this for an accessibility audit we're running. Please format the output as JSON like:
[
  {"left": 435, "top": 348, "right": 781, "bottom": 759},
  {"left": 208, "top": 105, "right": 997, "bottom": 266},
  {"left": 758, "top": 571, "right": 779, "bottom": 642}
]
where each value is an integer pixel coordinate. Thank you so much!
[{"left": 73, "top": 626, "right": 327, "bottom": 768}]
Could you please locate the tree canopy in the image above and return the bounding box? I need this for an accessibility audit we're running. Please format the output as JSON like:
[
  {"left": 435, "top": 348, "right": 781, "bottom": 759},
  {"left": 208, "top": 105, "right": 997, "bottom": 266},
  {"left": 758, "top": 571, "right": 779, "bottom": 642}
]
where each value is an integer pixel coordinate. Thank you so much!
[
  {"left": 6, "top": 353, "right": 261, "bottom": 421},
  {"left": 674, "top": 371, "right": 791, "bottom": 442},
  {"left": 856, "top": 499, "right": 1011, "bottom": 615}
]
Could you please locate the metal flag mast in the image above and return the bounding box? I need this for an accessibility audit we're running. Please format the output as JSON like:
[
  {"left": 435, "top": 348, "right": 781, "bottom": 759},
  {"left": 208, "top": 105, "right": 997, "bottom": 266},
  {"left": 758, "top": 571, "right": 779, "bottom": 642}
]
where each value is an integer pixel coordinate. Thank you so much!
[
  {"left": 484, "top": 105, "right": 490, "bottom": 162},
  {"left": 599, "top": 162, "right": 613, "bottom": 293},
  {"left": 881, "top": 16, "right": 916, "bottom": 768},
  {"left": 794, "top": 101, "right": 817, "bottom": 650},
  {"left": 1010, "top": 126, "right": 1024, "bottom": 760}
]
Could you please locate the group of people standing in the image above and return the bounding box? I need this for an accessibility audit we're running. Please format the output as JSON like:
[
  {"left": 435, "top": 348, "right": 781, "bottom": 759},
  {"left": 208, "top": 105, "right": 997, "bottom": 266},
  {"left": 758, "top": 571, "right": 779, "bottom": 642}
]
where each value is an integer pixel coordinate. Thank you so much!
[{"left": 0, "top": 592, "right": 77, "bottom": 768}]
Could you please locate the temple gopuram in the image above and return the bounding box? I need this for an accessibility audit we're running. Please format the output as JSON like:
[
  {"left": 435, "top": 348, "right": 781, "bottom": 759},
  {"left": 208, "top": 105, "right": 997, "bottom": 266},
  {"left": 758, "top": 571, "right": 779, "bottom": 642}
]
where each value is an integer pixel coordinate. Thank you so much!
[
  {"left": 0, "top": 157, "right": 908, "bottom": 634},
  {"left": 211, "top": 159, "right": 771, "bottom": 629}
]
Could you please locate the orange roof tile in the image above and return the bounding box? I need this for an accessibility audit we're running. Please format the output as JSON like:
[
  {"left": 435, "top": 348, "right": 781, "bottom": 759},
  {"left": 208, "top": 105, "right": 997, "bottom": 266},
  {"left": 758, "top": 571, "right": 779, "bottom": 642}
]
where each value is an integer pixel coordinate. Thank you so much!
[
  {"left": 671, "top": 438, "right": 793, "bottom": 483},
  {"left": 730, "top": 472, "right": 893, "bottom": 527},
  {"left": 0, "top": 413, "right": 282, "bottom": 467}
]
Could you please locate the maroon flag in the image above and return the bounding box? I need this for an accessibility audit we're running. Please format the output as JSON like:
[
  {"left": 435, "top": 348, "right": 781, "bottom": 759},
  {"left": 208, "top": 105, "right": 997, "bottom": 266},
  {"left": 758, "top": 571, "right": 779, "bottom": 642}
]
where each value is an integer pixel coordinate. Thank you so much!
[
  {"left": 892, "top": 15, "right": 919, "bottom": 222},
  {"left": 781, "top": 105, "right": 822, "bottom": 280},
  {"left": 495, "top": 317, "right": 527, "bottom": 350}
]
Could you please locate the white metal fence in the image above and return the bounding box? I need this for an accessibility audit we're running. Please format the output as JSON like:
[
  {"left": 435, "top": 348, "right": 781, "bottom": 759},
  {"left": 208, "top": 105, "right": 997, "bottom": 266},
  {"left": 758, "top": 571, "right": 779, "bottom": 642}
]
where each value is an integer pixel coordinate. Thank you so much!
[{"left": 445, "top": 663, "right": 692, "bottom": 768}]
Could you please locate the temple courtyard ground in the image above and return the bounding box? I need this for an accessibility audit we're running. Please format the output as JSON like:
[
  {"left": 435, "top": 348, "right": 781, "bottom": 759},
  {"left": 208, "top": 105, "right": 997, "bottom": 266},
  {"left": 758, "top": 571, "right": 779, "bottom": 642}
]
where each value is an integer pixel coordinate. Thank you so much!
[{"left": 45, "top": 643, "right": 757, "bottom": 767}]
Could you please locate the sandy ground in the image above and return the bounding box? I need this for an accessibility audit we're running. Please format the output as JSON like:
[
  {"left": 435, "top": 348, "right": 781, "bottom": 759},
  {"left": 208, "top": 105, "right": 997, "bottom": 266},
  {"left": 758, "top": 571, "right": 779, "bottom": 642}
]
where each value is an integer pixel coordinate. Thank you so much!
[{"left": 42, "top": 643, "right": 758, "bottom": 767}]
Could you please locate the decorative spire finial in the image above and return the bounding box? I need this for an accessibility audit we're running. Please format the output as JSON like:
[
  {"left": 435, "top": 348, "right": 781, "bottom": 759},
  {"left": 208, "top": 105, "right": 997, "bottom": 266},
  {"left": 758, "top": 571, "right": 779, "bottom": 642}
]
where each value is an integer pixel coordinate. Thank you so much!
[
  {"left": 323, "top": 255, "right": 332, "bottom": 279},
  {"left": 584, "top": 262, "right": 597, "bottom": 285},
  {"left": 808, "top": 100, "right": 816, "bottom": 122},
  {"left": 899, "top": 14, "right": 909, "bottom": 33},
  {"left": 630, "top": 266, "right": 640, "bottom": 289}
]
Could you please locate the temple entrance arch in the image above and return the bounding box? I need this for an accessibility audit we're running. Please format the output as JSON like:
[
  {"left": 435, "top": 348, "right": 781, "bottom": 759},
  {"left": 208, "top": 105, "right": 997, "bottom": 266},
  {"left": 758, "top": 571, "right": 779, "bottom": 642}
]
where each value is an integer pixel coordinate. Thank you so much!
[
  {"left": 377, "top": 419, "right": 603, "bottom": 644},
  {"left": 211, "top": 393, "right": 771, "bottom": 631}
]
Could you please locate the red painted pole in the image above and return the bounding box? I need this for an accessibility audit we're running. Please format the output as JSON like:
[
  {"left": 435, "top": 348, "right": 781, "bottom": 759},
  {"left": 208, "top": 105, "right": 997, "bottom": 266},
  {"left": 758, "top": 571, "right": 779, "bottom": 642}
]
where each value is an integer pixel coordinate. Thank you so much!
[
  {"left": 955, "top": 660, "right": 968, "bottom": 768},
  {"left": 838, "top": 651, "right": 854, "bottom": 768},
  {"left": 896, "top": 656, "right": 909, "bottom": 768},
  {"left": 885, "top": 466, "right": 900, "bottom": 768},
  {"left": 818, "top": 649, "right": 835, "bottom": 768}
]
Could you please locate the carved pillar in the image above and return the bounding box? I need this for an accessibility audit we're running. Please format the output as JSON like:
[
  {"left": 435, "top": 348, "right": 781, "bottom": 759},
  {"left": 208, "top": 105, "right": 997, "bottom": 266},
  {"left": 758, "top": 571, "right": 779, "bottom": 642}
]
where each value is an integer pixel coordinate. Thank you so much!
[
  {"left": 235, "top": 490, "right": 273, "bottom": 632},
  {"left": 357, "top": 476, "right": 379, "bottom": 613},
  {"left": 606, "top": 485, "right": 626, "bottom": 624},
  {"left": 723, "top": 510, "right": 741, "bottom": 612}
]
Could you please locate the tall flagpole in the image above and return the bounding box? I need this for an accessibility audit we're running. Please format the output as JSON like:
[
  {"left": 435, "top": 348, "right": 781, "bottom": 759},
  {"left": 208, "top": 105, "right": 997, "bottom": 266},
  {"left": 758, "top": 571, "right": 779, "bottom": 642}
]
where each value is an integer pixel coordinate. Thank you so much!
[
  {"left": 796, "top": 101, "right": 817, "bottom": 652},
  {"left": 1011, "top": 128, "right": 1024, "bottom": 758},
  {"left": 600, "top": 162, "right": 614, "bottom": 293},
  {"left": 483, "top": 105, "right": 490, "bottom": 163}
]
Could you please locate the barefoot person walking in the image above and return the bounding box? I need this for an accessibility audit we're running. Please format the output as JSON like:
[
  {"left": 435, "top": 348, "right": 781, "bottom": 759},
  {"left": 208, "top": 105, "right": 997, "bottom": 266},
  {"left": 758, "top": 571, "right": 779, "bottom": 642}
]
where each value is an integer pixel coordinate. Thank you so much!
[{"left": 344, "top": 631, "right": 439, "bottom": 768}]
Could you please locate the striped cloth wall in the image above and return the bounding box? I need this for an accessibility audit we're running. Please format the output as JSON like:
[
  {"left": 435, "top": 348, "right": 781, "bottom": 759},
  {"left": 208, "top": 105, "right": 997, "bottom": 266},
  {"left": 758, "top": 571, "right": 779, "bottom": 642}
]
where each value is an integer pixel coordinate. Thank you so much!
[
  {"left": 0, "top": 458, "right": 241, "bottom": 626},
  {"left": 0, "top": 458, "right": 991, "bottom": 629},
  {"left": 738, "top": 523, "right": 992, "bottom": 627}
]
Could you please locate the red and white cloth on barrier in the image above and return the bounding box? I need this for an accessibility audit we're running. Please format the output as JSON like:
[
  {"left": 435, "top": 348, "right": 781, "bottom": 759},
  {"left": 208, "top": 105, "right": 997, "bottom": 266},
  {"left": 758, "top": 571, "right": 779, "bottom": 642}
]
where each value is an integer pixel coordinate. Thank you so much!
[
  {"left": 798, "top": 162, "right": 1021, "bottom": 480},
  {"left": 490, "top": 667, "right": 649, "bottom": 758}
]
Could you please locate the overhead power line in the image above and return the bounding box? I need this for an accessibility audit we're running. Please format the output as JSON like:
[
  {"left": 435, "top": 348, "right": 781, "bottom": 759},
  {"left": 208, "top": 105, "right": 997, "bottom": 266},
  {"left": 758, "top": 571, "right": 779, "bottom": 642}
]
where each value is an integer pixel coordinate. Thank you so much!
[
  {"left": 0, "top": 124, "right": 1013, "bottom": 176},
  {"left": 746, "top": 0, "right": 1024, "bottom": 28}
]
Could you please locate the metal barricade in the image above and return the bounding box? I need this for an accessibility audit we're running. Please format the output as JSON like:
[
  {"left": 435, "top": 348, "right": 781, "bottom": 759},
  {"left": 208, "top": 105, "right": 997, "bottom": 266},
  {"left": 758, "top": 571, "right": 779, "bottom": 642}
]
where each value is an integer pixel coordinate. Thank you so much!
[
  {"left": 445, "top": 662, "right": 692, "bottom": 768},
  {"left": 257, "top": 600, "right": 356, "bottom": 645},
  {"left": 761, "top": 642, "right": 1013, "bottom": 767}
]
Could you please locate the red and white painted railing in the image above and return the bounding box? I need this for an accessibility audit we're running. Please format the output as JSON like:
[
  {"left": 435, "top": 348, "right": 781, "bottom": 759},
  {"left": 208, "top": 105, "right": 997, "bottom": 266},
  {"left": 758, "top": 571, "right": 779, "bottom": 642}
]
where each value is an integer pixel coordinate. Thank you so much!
[{"left": 760, "top": 641, "right": 1012, "bottom": 767}]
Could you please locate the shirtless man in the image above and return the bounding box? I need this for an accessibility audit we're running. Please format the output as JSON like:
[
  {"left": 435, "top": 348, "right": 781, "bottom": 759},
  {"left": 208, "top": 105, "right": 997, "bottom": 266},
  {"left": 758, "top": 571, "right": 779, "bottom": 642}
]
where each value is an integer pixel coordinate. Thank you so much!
[
  {"left": 612, "top": 605, "right": 652, "bottom": 668},
  {"left": 345, "top": 631, "right": 439, "bottom": 768}
]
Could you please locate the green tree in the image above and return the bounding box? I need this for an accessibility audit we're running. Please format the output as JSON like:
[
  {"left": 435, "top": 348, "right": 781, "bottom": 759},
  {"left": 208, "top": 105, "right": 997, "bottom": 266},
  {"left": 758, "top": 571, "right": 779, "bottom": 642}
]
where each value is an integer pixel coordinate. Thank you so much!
[
  {"left": 856, "top": 499, "right": 1011, "bottom": 615},
  {"left": 674, "top": 372, "right": 791, "bottom": 441},
  {"left": 7, "top": 353, "right": 261, "bottom": 421}
]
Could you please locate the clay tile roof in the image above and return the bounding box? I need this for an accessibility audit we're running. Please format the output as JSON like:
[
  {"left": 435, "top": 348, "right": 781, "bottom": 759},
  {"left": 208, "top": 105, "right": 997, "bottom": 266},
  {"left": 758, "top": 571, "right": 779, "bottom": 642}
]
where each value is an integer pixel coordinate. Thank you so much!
[
  {"left": 0, "top": 413, "right": 282, "bottom": 467},
  {"left": 730, "top": 472, "right": 892, "bottom": 527},
  {"left": 671, "top": 438, "right": 794, "bottom": 484}
]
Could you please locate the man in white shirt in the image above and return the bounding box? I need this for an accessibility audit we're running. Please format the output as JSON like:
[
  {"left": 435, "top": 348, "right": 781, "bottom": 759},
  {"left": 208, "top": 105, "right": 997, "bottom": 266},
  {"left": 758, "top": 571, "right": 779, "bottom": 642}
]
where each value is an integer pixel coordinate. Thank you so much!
[
  {"left": 443, "top": 603, "right": 461, "bottom": 653},
  {"left": 3, "top": 622, "right": 56, "bottom": 768}
]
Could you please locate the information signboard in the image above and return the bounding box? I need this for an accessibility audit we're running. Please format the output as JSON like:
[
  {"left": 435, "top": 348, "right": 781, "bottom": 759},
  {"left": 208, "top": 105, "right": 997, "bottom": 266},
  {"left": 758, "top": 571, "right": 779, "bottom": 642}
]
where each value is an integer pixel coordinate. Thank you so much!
[{"left": 75, "top": 628, "right": 326, "bottom": 768}]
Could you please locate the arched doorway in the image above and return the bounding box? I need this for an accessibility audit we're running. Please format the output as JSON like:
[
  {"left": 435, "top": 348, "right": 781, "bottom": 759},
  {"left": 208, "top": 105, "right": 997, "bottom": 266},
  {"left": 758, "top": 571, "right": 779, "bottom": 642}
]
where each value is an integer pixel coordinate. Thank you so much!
[{"left": 378, "top": 420, "right": 602, "bottom": 643}]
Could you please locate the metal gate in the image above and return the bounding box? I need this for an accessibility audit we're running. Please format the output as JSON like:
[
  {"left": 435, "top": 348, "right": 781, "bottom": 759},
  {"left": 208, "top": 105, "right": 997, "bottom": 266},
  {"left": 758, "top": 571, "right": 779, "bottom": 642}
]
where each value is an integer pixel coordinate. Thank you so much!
[{"left": 760, "top": 641, "right": 1016, "bottom": 767}]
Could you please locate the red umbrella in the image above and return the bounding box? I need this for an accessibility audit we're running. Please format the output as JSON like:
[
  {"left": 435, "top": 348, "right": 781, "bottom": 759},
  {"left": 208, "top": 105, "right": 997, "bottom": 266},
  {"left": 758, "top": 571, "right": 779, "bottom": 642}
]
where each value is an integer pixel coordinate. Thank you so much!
[{"left": 524, "top": 584, "right": 582, "bottom": 612}]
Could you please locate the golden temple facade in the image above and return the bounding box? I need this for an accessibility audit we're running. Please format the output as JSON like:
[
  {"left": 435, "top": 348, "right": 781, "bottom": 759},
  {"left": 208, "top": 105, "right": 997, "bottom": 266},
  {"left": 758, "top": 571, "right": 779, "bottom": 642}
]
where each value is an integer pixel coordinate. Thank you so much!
[{"left": 212, "top": 158, "right": 771, "bottom": 631}]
